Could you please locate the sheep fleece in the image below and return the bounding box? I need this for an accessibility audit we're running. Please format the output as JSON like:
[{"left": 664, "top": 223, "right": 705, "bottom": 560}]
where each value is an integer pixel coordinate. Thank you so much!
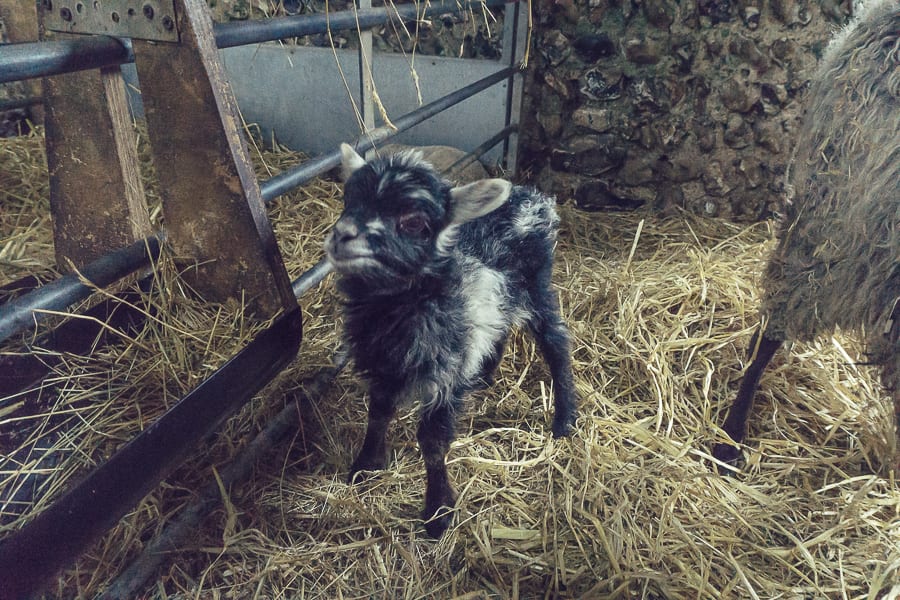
[{"left": 762, "top": 0, "right": 900, "bottom": 387}]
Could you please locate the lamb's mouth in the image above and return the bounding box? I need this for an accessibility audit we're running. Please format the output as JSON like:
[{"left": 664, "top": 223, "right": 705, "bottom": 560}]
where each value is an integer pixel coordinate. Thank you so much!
[
  {"left": 325, "top": 250, "right": 381, "bottom": 273},
  {"left": 324, "top": 231, "right": 379, "bottom": 272}
]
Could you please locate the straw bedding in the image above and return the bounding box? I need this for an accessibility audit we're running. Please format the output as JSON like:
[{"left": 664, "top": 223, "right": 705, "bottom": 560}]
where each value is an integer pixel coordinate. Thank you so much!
[{"left": 1, "top": 126, "right": 898, "bottom": 599}]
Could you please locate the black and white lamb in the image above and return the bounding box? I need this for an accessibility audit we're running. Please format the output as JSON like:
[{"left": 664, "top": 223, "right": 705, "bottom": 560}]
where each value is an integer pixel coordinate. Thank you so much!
[
  {"left": 714, "top": 0, "right": 900, "bottom": 471},
  {"left": 325, "top": 143, "right": 578, "bottom": 537}
]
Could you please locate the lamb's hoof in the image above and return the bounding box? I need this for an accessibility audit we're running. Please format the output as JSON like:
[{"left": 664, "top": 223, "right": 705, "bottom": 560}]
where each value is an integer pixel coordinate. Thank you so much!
[
  {"left": 551, "top": 413, "right": 577, "bottom": 438},
  {"left": 422, "top": 504, "right": 454, "bottom": 538},
  {"left": 347, "top": 456, "right": 387, "bottom": 484},
  {"left": 712, "top": 442, "right": 743, "bottom": 475}
]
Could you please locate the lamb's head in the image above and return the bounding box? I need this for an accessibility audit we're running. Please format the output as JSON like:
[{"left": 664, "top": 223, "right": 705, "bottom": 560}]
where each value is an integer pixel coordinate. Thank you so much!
[{"left": 325, "top": 143, "right": 512, "bottom": 284}]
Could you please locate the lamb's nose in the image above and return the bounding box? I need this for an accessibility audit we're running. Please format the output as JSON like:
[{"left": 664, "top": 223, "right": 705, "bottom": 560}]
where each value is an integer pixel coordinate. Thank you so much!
[{"left": 332, "top": 219, "right": 359, "bottom": 243}]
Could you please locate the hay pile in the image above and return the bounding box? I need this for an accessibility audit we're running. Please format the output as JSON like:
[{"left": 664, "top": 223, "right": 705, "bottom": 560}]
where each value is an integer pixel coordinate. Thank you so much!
[{"left": 1, "top": 126, "right": 898, "bottom": 599}]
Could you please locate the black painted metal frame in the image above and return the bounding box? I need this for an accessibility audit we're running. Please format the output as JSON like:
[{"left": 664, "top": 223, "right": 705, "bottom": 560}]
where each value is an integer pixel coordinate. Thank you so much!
[
  {"left": 0, "top": 1, "right": 522, "bottom": 596},
  {"left": 0, "top": 0, "right": 506, "bottom": 84},
  {"left": 0, "top": 309, "right": 304, "bottom": 599}
]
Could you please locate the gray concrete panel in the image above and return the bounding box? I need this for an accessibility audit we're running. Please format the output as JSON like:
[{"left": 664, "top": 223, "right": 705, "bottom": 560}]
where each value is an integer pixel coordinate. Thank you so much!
[{"left": 220, "top": 44, "right": 508, "bottom": 162}]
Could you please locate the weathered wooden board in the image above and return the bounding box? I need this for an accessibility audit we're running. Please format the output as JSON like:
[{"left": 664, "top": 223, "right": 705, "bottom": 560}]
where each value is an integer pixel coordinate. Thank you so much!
[
  {"left": 42, "top": 55, "right": 153, "bottom": 269},
  {"left": 132, "top": 0, "right": 295, "bottom": 317}
]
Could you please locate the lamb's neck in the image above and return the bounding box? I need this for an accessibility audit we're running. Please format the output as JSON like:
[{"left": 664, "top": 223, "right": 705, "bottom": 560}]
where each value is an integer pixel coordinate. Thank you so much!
[{"left": 341, "top": 264, "right": 460, "bottom": 308}]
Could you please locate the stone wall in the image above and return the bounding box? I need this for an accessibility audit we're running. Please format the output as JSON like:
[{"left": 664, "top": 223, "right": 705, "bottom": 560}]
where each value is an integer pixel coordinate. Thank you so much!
[{"left": 521, "top": 0, "right": 854, "bottom": 220}]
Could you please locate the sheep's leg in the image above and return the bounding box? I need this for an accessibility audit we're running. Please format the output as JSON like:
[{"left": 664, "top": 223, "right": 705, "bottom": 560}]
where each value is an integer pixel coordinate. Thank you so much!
[
  {"left": 529, "top": 295, "right": 578, "bottom": 438},
  {"left": 713, "top": 329, "right": 782, "bottom": 467},
  {"left": 894, "top": 386, "right": 900, "bottom": 477},
  {"left": 417, "top": 403, "right": 457, "bottom": 538},
  {"left": 349, "top": 384, "right": 397, "bottom": 481},
  {"left": 877, "top": 351, "right": 900, "bottom": 476}
]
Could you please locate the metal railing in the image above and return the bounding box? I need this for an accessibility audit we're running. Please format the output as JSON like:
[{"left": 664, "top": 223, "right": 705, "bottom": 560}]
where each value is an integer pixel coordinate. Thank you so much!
[{"left": 0, "top": 0, "right": 508, "bottom": 83}]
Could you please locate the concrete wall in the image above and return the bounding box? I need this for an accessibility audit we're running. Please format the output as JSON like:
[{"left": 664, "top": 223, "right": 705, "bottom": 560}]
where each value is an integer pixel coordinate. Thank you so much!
[{"left": 124, "top": 42, "right": 510, "bottom": 163}]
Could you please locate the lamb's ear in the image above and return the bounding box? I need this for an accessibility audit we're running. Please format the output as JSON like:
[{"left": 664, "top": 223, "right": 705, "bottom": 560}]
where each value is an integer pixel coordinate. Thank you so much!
[
  {"left": 340, "top": 143, "right": 367, "bottom": 181},
  {"left": 448, "top": 179, "right": 512, "bottom": 225}
]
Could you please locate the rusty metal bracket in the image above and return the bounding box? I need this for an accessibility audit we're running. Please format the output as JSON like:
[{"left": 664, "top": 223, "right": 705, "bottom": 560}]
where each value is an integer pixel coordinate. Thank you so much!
[{"left": 43, "top": 0, "right": 179, "bottom": 42}]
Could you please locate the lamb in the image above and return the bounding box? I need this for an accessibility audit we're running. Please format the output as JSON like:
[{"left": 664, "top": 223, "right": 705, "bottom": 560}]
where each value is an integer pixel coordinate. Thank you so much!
[
  {"left": 325, "top": 143, "right": 577, "bottom": 537},
  {"left": 713, "top": 0, "right": 900, "bottom": 470}
]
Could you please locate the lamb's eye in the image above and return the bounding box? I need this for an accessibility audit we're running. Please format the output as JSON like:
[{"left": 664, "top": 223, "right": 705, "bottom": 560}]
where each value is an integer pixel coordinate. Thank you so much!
[{"left": 398, "top": 214, "right": 430, "bottom": 237}]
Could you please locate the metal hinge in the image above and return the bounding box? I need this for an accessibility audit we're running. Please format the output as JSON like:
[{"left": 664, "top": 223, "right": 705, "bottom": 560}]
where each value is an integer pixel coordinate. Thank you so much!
[{"left": 43, "top": 0, "right": 179, "bottom": 42}]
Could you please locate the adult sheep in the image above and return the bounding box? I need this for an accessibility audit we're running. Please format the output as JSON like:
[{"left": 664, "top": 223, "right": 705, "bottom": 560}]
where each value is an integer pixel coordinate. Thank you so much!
[{"left": 714, "top": 0, "right": 900, "bottom": 470}]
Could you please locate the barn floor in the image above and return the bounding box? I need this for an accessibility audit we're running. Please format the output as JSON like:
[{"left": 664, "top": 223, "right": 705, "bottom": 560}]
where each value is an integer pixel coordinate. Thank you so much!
[{"left": 1, "top": 127, "right": 899, "bottom": 599}]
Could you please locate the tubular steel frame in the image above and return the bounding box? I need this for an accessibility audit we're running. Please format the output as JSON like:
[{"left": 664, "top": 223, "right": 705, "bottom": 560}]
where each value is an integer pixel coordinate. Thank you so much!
[
  {"left": 0, "top": 0, "right": 527, "bottom": 596},
  {"left": 0, "top": 0, "right": 508, "bottom": 84}
]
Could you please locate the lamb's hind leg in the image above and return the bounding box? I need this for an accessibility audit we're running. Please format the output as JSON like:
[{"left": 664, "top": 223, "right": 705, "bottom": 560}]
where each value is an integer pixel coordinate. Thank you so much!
[
  {"left": 713, "top": 328, "right": 783, "bottom": 468},
  {"left": 417, "top": 401, "right": 458, "bottom": 538},
  {"left": 529, "top": 290, "right": 578, "bottom": 438}
]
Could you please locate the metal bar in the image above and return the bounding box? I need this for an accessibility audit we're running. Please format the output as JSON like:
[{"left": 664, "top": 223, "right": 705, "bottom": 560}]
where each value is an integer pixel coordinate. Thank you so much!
[
  {"left": 291, "top": 258, "right": 333, "bottom": 298},
  {"left": 357, "top": 0, "right": 375, "bottom": 157},
  {"left": 501, "top": 0, "right": 527, "bottom": 174},
  {"left": 0, "top": 35, "right": 133, "bottom": 84},
  {"left": 0, "top": 0, "right": 506, "bottom": 84},
  {"left": 259, "top": 65, "right": 517, "bottom": 200},
  {"left": 0, "top": 235, "right": 161, "bottom": 346},
  {"left": 213, "top": 0, "right": 505, "bottom": 49},
  {"left": 446, "top": 124, "right": 517, "bottom": 177},
  {"left": 0, "top": 307, "right": 303, "bottom": 600}
]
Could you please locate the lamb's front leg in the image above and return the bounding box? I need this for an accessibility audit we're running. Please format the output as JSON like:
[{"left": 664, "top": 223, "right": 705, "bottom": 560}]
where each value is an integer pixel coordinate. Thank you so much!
[
  {"left": 349, "top": 381, "right": 398, "bottom": 481},
  {"left": 417, "top": 402, "right": 458, "bottom": 538}
]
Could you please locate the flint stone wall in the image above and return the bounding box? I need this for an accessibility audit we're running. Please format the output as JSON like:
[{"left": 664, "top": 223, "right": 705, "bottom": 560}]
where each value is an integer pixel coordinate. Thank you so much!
[{"left": 521, "top": 0, "right": 854, "bottom": 220}]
